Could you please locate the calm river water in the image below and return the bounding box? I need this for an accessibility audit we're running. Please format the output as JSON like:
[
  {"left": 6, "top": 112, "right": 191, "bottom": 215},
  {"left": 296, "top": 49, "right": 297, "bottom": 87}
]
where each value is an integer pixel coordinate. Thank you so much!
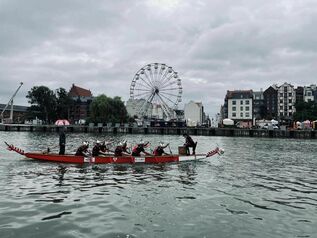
[{"left": 0, "top": 131, "right": 316, "bottom": 238}]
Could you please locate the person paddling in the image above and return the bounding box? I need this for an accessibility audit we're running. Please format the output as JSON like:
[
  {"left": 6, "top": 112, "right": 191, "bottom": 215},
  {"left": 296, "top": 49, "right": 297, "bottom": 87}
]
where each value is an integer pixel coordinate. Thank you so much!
[
  {"left": 153, "top": 142, "right": 169, "bottom": 156},
  {"left": 131, "top": 140, "right": 151, "bottom": 156},
  {"left": 183, "top": 133, "right": 197, "bottom": 155},
  {"left": 92, "top": 140, "right": 107, "bottom": 156},
  {"left": 75, "top": 141, "right": 90, "bottom": 156},
  {"left": 114, "top": 140, "right": 130, "bottom": 156},
  {"left": 100, "top": 141, "right": 112, "bottom": 154}
]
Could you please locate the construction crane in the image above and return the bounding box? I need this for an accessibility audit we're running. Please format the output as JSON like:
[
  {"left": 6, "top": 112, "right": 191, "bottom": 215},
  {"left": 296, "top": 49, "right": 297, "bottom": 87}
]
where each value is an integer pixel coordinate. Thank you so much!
[{"left": 1, "top": 82, "right": 23, "bottom": 124}]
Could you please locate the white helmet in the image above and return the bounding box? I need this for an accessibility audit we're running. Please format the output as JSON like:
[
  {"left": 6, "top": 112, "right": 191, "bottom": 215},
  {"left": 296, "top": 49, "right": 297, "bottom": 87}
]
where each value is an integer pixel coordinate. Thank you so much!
[
  {"left": 83, "top": 141, "right": 89, "bottom": 146},
  {"left": 119, "top": 140, "right": 127, "bottom": 146}
]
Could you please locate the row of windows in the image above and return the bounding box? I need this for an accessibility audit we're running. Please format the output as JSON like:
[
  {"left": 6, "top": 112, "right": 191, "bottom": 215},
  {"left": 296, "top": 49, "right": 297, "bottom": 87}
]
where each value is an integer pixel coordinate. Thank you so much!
[
  {"left": 280, "top": 106, "right": 293, "bottom": 110},
  {"left": 279, "top": 99, "right": 293, "bottom": 103},
  {"left": 232, "top": 112, "right": 250, "bottom": 118},
  {"left": 232, "top": 100, "right": 250, "bottom": 105},
  {"left": 279, "top": 92, "right": 293, "bottom": 97},
  {"left": 279, "top": 112, "right": 293, "bottom": 116},
  {"left": 232, "top": 106, "right": 250, "bottom": 111}
]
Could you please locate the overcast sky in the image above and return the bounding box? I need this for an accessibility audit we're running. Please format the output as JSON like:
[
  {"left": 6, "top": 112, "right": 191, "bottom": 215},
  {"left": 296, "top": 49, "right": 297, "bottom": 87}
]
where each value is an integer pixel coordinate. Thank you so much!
[{"left": 1, "top": 0, "right": 316, "bottom": 117}]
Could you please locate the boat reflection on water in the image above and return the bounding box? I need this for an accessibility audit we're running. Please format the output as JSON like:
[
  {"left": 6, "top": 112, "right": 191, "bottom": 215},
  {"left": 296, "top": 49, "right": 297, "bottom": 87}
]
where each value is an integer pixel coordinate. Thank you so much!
[{"left": 48, "top": 161, "right": 200, "bottom": 191}]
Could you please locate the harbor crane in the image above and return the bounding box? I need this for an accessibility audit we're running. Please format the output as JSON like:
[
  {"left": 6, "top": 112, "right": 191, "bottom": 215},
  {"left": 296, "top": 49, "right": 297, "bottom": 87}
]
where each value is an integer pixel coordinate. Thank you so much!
[{"left": 0, "top": 82, "right": 23, "bottom": 124}]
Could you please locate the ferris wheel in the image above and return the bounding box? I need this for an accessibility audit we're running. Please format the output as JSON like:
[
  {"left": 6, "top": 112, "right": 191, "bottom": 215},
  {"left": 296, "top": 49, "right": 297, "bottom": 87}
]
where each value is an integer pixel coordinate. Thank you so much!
[{"left": 130, "top": 63, "right": 182, "bottom": 119}]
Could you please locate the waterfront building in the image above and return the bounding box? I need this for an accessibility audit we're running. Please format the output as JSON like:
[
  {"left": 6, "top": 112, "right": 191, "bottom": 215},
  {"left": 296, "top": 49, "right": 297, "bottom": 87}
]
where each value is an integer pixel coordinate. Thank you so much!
[
  {"left": 263, "top": 85, "right": 278, "bottom": 119},
  {"left": 126, "top": 99, "right": 153, "bottom": 118},
  {"left": 68, "top": 84, "right": 93, "bottom": 124},
  {"left": 277, "top": 82, "right": 296, "bottom": 120},
  {"left": 184, "top": 101, "right": 204, "bottom": 127},
  {"left": 295, "top": 86, "right": 304, "bottom": 104},
  {"left": 253, "top": 90, "right": 265, "bottom": 120},
  {"left": 303, "top": 84, "right": 317, "bottom": 102},
  {"left": 225, "top": 90, "right": 253, "bottom": 127},
  {"left": 0, "top": 104, "right": 28, "bottom": 124}
]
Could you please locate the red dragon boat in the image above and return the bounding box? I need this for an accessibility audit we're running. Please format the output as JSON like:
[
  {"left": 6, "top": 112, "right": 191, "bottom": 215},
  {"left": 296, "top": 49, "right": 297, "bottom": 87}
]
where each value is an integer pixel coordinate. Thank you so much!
[{"left": 5, "top": 142, "right": 223, "bottom": 164}]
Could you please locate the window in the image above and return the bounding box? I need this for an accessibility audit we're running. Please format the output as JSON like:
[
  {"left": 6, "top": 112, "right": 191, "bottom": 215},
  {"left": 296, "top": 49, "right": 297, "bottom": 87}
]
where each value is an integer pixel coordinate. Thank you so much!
[
  {"left": 246, "top": 100, "right": 250, "bottom": 105},
  {"left": 240, "top": 112, "right": 243, "bottom": 117},
  {"left": 289, "top": 92, "right": 292, "bottom": 97},
  {"left": 232, "top": 106, "right": 236, "bottom": 111},
  {"left": 289, "top": 106, "right": 292, "bottom": 110},
  {"left": 280, "top": 93, "right": 283, "bottom": 97},
  {"left": 240, "top": 100, "right": 243, "bottom": 105},
  {"left": 280, "top": 106, "right": 283, "bottom": 110},
  {"left": 232, "top": 112, "right": 236, "bottom": 117},
  {"left": 246, "top": 112, "right": 250, "bottom": 117},
  {"left": 289, "top": 99, "right": 292, "bottom": 103},
  {"left": 280, "top": 99, "right": 283, "bottom": 103},
  {"left": 240, "top": 106, "right": 243, "bottom": 111},
  {"left": 284, "top": 87, "right": 288, "bottom": 92},
  {"left": 232, "top": 100, "right": 236, "bottom": 105},
  {"left": 246, "top": 106, "right": 249, "bottom": 111}
]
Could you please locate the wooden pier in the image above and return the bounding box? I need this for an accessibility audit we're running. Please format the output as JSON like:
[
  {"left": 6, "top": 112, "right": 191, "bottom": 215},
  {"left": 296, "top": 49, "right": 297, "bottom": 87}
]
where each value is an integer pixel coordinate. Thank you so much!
[{"left": 0, "top": 124, "right": 316, "bottom": 139}]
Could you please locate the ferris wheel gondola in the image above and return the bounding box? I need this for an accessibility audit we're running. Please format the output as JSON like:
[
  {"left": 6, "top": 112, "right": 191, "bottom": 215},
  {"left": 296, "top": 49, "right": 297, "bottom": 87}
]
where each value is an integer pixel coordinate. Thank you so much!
[{"left": 130, "top": 63, "right": 182, "bottom": 119}]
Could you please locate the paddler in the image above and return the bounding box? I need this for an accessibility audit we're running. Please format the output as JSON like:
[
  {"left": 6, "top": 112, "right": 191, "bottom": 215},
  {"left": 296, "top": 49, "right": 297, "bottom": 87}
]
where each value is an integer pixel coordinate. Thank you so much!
[
  {"left": 131, "top": 140, "right": 151, "bottom": 156},
  {"left": 75, "top": 141, "right": 90, "bottom": 156},
  {"left": 92, "top": 140, "right": 107, "bottom": 156},
  {"left": 100, "top": 140, "right": 112, "bottom": 154},
  {"left": 114, "top": 140, "right": 130, "bottom": 156},
  {"left": 153, "top": 142, "right": 169, "bottom": 156}
]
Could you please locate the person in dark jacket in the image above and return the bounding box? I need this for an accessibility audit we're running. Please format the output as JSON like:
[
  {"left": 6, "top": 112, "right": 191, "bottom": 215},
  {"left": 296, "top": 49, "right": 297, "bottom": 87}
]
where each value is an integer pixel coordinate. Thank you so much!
[
  {"left": 114, "top": 140, "right": 130, "bottom": 156},
  {"left": 153, "top": 142, "right": 169, "bottom": 156},
  {"left": 131, "top": 141, "right": 151, "bottom": 156},
  {"left": 59, "top": 127, "right": 66, "bottom": 155},
  {"left": 92, "top": 140, "right": 107, "bottom": 156},
  {"left": 183, "top": 133, "right": 197, "bottom": 155},
  {"left": 75, "top": 141, "right": 90, "bottom": 156}
]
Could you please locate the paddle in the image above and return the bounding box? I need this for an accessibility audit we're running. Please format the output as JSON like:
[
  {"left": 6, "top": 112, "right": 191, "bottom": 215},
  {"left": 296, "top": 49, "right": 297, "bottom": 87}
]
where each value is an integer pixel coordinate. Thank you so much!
[{"left": 168, "top": 144, "right": 172, "bottom": 155}]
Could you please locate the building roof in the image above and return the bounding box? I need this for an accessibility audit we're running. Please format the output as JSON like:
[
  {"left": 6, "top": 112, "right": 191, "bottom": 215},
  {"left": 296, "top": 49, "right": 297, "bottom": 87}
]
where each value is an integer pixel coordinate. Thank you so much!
[
  {"left": 69, "top": 84, "right": 92, "bottom": 97},
  {"left": 226, "top": 90, "right": 253, "bottom": 99},
  {"left": 0, "top": 103, "right": 29, "bottom": 112}
]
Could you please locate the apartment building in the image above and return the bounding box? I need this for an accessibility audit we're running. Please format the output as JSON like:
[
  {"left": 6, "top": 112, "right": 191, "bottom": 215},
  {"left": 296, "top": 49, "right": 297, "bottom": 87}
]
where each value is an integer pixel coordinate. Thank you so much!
[
  {"left": 225, "top": 90, "right": 253, "bottom": 121},
  {"left": 277, "top": 82, "right": 296, "bottom": 118}
]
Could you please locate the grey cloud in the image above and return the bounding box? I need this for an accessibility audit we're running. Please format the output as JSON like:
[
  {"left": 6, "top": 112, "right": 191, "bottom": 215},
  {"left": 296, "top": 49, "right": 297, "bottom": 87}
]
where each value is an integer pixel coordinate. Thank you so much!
[{"left": 0, "top": 0, "right": 316, "bottom": 117}]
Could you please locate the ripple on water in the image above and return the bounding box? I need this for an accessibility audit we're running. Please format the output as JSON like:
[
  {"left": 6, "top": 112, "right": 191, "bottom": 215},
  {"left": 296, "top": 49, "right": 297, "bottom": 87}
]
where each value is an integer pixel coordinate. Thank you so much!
[{"left": 0, "top": 133, "right": 317, "bottom": 238}]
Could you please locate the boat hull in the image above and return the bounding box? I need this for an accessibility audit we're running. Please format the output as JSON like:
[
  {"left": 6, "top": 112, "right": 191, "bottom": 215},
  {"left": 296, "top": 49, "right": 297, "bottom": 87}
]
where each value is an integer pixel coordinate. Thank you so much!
[
  {"left": 5, "top": 142, "right": 222, "bottom": 164},
  {"left": 24, "top": 153, "right": 210, "bottom": 164}
]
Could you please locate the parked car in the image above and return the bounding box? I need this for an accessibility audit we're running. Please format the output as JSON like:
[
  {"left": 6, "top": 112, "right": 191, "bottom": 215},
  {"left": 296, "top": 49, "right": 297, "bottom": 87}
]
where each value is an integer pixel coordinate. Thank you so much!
[{"left": 262, "top": 124, "right": 279, "bottom": 130}]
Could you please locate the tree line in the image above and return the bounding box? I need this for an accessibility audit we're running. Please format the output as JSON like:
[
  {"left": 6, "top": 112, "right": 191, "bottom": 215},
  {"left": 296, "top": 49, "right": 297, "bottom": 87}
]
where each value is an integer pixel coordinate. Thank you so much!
[
  {"left": 293, "top": 101, "right": 317, "bottom": 121},
  {"left": 26, "top": 86, "right": 131, "bottom": 124}
]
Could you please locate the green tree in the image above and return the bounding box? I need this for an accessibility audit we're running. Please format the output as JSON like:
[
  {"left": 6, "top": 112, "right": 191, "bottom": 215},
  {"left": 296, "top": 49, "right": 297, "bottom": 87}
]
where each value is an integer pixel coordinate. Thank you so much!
[
  {"left": 293, "top": 101, "right": 317, "bottom": 121},
  {"left": 89, "top": 94, "right": 129, "bottom": 123},
  {"left": 26, "top": 86, "right": 57, "bottom": 123},
  {"left": 56, "top": 87, "right": 73, "bottom": 119}
]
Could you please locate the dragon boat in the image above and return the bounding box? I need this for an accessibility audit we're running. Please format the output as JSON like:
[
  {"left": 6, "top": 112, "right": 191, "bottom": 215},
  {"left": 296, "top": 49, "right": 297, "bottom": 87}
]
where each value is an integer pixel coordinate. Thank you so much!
[{"left": 5, "top": 142, "right": 224, "bottom": 164}]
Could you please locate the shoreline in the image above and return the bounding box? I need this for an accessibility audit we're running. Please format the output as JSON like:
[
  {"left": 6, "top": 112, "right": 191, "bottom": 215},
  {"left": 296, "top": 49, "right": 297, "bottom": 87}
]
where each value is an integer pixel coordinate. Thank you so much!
[{"left": 1, "top": 124, "right": 316, "bottom": 139}]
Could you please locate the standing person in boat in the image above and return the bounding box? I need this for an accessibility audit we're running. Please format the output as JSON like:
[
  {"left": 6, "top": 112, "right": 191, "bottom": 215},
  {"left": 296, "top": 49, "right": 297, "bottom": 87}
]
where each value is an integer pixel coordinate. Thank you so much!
[
  {"left": 59, "top": 127, "right": 66, "bottom": 155},
  {"left": 153, "top": 142, "right": 169, "bottom": 156},
  {"left": 183, "top": 133, "right": 197, "bottom": 155},
  {"left": 75, "top": 141, "right": 90, "bottom": 156},
  {"left": 131, "top": 140, "right": 151, "bottom": 156},
  {"left": 92, "top": 140, "right": 108, "bottom": 156},
  {"left": 114, "top": 140, "right": 130, "bottom": 156}
]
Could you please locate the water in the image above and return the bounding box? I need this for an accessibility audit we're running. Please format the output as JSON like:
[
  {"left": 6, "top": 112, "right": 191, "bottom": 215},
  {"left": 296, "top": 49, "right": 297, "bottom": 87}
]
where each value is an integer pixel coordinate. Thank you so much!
[{"left": 0, "top": 131, "right": 316, "bottom": 238}]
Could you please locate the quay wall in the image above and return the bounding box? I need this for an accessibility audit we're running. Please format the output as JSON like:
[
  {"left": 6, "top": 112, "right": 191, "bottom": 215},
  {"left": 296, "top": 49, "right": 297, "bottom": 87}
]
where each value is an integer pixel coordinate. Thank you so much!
[{"left": 0, "top": 124, "right": 316, "bottom": 139}]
